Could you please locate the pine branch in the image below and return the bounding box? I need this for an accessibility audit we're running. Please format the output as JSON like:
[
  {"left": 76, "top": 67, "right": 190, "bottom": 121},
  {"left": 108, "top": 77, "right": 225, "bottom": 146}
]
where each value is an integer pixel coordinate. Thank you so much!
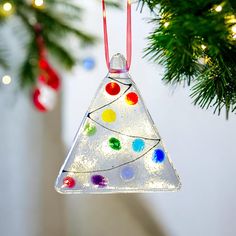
[
  {"left": 0, "top": 35, "right": 8, "bottom": 69},
  {"left": 0, "top": 47, "right": 8, "bottom": 69},
  {"left": 20, "top": 40, "right": 39, "bottom": 87},
  {"left": 43, "top": 36, "right": 76, "bottom": 69},
  {"left": 140, "top": 0, "right": 236, "bottom": 117},
  {"left": 42, "top": 0, "right": 83, "bottom": 21},
  {"left": 9, "top": 1, "right": 98, "bottom": 88},
  {"left": 35, "top": 8, "right": 96, "bottom": 44}
]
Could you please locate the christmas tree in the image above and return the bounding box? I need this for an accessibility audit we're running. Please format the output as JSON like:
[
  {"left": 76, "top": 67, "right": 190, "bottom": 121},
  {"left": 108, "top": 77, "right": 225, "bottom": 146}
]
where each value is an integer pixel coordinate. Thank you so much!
[
  {"left": 0, "top": 0, "right": 119, "bottom": 87},
  {"left": 1, "top": 0, "right": 235, "bottom": 117},
  {"left": 55, "top": 54, "right": 180, "bottom": 193},
  {"left": 139, "top": 0, "right": 236, "bottom": 117}
]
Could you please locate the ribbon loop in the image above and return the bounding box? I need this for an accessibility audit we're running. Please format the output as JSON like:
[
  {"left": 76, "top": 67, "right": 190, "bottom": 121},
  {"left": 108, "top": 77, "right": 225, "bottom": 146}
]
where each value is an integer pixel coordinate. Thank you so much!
[{"left": 102, "top": 0, "right": 132, "bottom": 71}]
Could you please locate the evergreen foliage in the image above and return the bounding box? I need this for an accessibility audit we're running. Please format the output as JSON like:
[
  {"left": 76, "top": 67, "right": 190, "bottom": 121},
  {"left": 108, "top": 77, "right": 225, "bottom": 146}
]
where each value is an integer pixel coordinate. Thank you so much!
[
  {"left": 0, "top": 0, "right": 119, "bottom": 87},
  {"left": 139, "top": 0, "right": 236, "bottom": 117}
]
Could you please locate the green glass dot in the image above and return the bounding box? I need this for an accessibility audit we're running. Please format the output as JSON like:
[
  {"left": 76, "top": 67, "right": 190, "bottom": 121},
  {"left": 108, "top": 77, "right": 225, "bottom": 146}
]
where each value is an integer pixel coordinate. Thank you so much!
[
  {"left": 84, "top": 123, "right": 97, "bottom": 136},
  {"left": 109, "top": 137, "right": 121, "bottom": 151}
]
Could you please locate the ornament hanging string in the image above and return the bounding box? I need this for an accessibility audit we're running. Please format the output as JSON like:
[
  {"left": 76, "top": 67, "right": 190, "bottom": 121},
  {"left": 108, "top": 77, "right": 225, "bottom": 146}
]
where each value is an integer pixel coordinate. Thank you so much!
[
  {"left": 102, "top": 0, "right": 132, "bottom": 71},
  {"left": 34, "top": 23, "right": 46, "bottom": 59}
]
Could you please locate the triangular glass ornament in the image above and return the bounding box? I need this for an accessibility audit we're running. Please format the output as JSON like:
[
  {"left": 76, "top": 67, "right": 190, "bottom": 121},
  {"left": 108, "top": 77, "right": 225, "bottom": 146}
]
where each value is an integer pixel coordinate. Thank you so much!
[{"left": 55, "top": 54, "right": 181, "bottom": 193}]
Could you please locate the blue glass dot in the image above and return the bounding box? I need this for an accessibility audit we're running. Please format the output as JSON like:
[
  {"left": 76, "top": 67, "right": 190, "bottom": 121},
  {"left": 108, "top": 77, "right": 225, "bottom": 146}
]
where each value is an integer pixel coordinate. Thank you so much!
[
  {"left": 82, "top": 57, "right": 96, "bottom": 71},
  {"left": 120, "top": 166, "right": 135, "bottom": 181},
  {"left": 132, "top": 139, "right": 145, "bottom": 152},
  {"left": 152, "top": 149, "right": 165, "bottom": 163}
]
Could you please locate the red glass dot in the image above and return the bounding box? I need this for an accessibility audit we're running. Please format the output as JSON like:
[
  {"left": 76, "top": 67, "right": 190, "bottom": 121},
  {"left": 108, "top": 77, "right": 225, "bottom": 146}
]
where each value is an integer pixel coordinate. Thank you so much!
[
  {"left": 63, "top": 176, "right": 76, "bottom": 188},
  {"left": 105, "top": 82, "right": 120, "bottom": 96},
  {"left": 125, "top": 92, "right": 139, "bottom": 105}
]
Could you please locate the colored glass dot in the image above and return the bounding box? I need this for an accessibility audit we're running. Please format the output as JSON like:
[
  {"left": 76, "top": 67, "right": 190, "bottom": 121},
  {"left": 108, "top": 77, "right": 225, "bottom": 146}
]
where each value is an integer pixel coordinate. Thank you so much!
[
  {"left": 132, "top": 139, "right": 145, "bottom": 152},
  {"left": 63, "top": 176, "right": 76, "bottom": 188},
  {"left": 102, "top": 109, "right": 116, "bottom": 123},
  {"left": 84, "top": 123, "right": 97, "bottom": 136},
  {"left": 152, "top": 149, "right": 165, "bottom": 163},
  {"left": 91, "top": 175, "right": 107, "bottom": 187},
  {"left": 109, "top": 137, "right": 121, "bottom": 150},
  {"left": 120, "top": 166, "right": 135, "bottom": 181},
  {"left": 125, "top": 92, "right": 138, "bottom": 105},
  {"left": 105, "top": 82, "right": 120, "bottom": 96}
]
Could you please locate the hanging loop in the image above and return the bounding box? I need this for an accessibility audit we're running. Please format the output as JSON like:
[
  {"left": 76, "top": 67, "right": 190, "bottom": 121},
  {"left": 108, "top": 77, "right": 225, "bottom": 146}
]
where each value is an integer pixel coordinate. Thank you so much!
[{"left": 102, "top": 0, "right": 132, "bottom": 72}]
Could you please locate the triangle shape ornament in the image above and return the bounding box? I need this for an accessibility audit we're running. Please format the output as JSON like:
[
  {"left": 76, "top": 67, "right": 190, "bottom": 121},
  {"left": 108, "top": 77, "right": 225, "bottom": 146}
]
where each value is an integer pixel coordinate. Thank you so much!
[{"left": 55, "top": 54, "right": 181, "bottom": 194}]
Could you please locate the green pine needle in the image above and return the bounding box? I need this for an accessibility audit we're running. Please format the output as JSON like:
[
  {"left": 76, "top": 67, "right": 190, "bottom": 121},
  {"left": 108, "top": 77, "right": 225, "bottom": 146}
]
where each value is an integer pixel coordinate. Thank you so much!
[
  {"left": 0, "top": 0, "right": 104, "bottom": 90},
  {"left": 140, "top": 0, "right": 236, "bottom": 117},
  {"left": 43, "top": 36, "right": 76, "bottom": 69}
]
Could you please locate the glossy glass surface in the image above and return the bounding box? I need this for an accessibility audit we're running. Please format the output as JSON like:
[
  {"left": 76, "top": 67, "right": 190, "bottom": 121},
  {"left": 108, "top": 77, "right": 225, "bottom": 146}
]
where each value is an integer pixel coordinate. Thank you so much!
[{"left": 55, "top": 54, "right": 181, "bottom": 193}]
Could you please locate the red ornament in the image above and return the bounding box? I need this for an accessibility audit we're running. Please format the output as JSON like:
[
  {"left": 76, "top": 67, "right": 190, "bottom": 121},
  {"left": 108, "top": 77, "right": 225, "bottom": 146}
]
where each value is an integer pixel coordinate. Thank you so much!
[
  {"left": 33, "top": 88, "right": 47, "bottom": 112},
  {"left": 105, "top": 82, "right": 120, "bottom": 96},
  {"left": 33, "top": 58, "right": 60, "bottom": 112},
  {"left": 125, "top": 92, "right": 138, "bottom": 105},
  {"left": 32, "top": 24, "right": 60, "bottom": 112},
  {"left": 38, "top": 58, "right": 60, "bottom": 90},
  {"left": 32, "top": 83, "right": 58, "bottom": 112},
  {"left": 63, "top": 176, "right": 76, "bottom": 188}
]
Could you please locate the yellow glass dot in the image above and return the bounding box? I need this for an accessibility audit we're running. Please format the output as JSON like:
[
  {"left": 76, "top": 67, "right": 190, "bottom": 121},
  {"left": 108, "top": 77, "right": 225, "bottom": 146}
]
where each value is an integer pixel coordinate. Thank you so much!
[{"left": 102, "top": 109, "right": 116, "bottom": 123}]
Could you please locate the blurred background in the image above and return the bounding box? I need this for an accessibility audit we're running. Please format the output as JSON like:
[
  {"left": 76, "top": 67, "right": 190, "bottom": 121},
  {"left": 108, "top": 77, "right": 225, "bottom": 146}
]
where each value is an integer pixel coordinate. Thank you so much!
[{"left": 1, "top": 1, "right": 236, "bottom": 236}]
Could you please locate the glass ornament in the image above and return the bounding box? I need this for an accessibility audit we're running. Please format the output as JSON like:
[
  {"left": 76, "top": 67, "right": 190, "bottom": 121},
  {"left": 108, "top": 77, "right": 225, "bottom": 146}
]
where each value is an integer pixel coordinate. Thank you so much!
[
  {"left": 55, "top": 54, "right": 181, "bottom": 193},
  {"left": 63, "top": 176, "right": 76, "bottom": 188}
]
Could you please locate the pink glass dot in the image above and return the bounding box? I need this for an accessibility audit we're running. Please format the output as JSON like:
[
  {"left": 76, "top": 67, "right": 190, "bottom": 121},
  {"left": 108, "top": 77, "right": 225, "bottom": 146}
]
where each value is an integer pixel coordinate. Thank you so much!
[{"left": 63, "top": 176, "right": 76, "bottom": 188}]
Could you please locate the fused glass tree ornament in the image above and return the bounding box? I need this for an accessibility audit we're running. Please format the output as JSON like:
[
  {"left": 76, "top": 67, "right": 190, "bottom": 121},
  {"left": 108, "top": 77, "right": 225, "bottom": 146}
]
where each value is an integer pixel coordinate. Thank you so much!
[{"left": 55, "top": 54, "right": 181, "bottom": 193}]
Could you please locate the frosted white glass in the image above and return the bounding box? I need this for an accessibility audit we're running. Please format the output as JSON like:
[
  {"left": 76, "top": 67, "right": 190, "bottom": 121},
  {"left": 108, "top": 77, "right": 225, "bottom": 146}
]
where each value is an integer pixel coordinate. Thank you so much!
[{"left": 55, "top": 54, "right": 181, "bottom": 193}]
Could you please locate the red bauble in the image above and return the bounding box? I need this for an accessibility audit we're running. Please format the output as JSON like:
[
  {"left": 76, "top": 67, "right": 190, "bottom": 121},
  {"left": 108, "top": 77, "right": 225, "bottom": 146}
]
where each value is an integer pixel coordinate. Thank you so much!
[
  {"left": 32, "top": 83, "right": 57, "bottom": 112},
  {"left": 33, "top": 88, "right": 47, "bottom": 112},
  {"left": 38, "top": 58, "right": 60, "bottom": 90},
  {"left": 33, "top": 58, "right": 60, "bottom": 112},
  {"left": 105, "top": 82, "right": 120, "bottom": 96}
]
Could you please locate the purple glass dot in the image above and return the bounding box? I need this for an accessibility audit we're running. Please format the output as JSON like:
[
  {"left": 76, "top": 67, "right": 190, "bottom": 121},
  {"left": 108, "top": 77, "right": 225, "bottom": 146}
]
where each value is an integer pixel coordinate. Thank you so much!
[{"left": 91, "top": 175, "right": 107, "bottom": 187}]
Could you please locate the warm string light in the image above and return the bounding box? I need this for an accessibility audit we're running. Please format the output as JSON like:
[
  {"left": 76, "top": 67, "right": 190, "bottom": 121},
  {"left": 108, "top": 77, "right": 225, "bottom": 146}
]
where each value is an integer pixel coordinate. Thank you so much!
[
  {"left": 224, "top": 15, "right": 236, "bottom": 40},
  {"left": 164, "top": 22, "right": 170, "bottom": 28},
  {"left": 160, "top": 12, "right": 172, "bottom": 29},
  {"left": 231, "top": 25, "right": 236, "bottom": 33},
  {"left": 201, "top": 44, "right": 207, "bottom": 50},
  {"left": 215, "top": 5, "right": 223, "bottom": 12},
  {"left": 32, "top": 0, "right": 45, "bottom": 9},
  {"left": 203, "top": 57, "right": 210, "bottom": 65},
  {"left": 3, "top": 2, "right": 12, "bottom": 12},
  {"left": 0, "top": 1, "right": 14, "bottom": 16},
  {"left": 198, "top": 56, "right": 210, "bottom": 65},
  {"left": 225, "top": 14, "right": 236, "bottom": 24},
  {"left": 1, "top": 75, "right": 12, "bottom": 85}
]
